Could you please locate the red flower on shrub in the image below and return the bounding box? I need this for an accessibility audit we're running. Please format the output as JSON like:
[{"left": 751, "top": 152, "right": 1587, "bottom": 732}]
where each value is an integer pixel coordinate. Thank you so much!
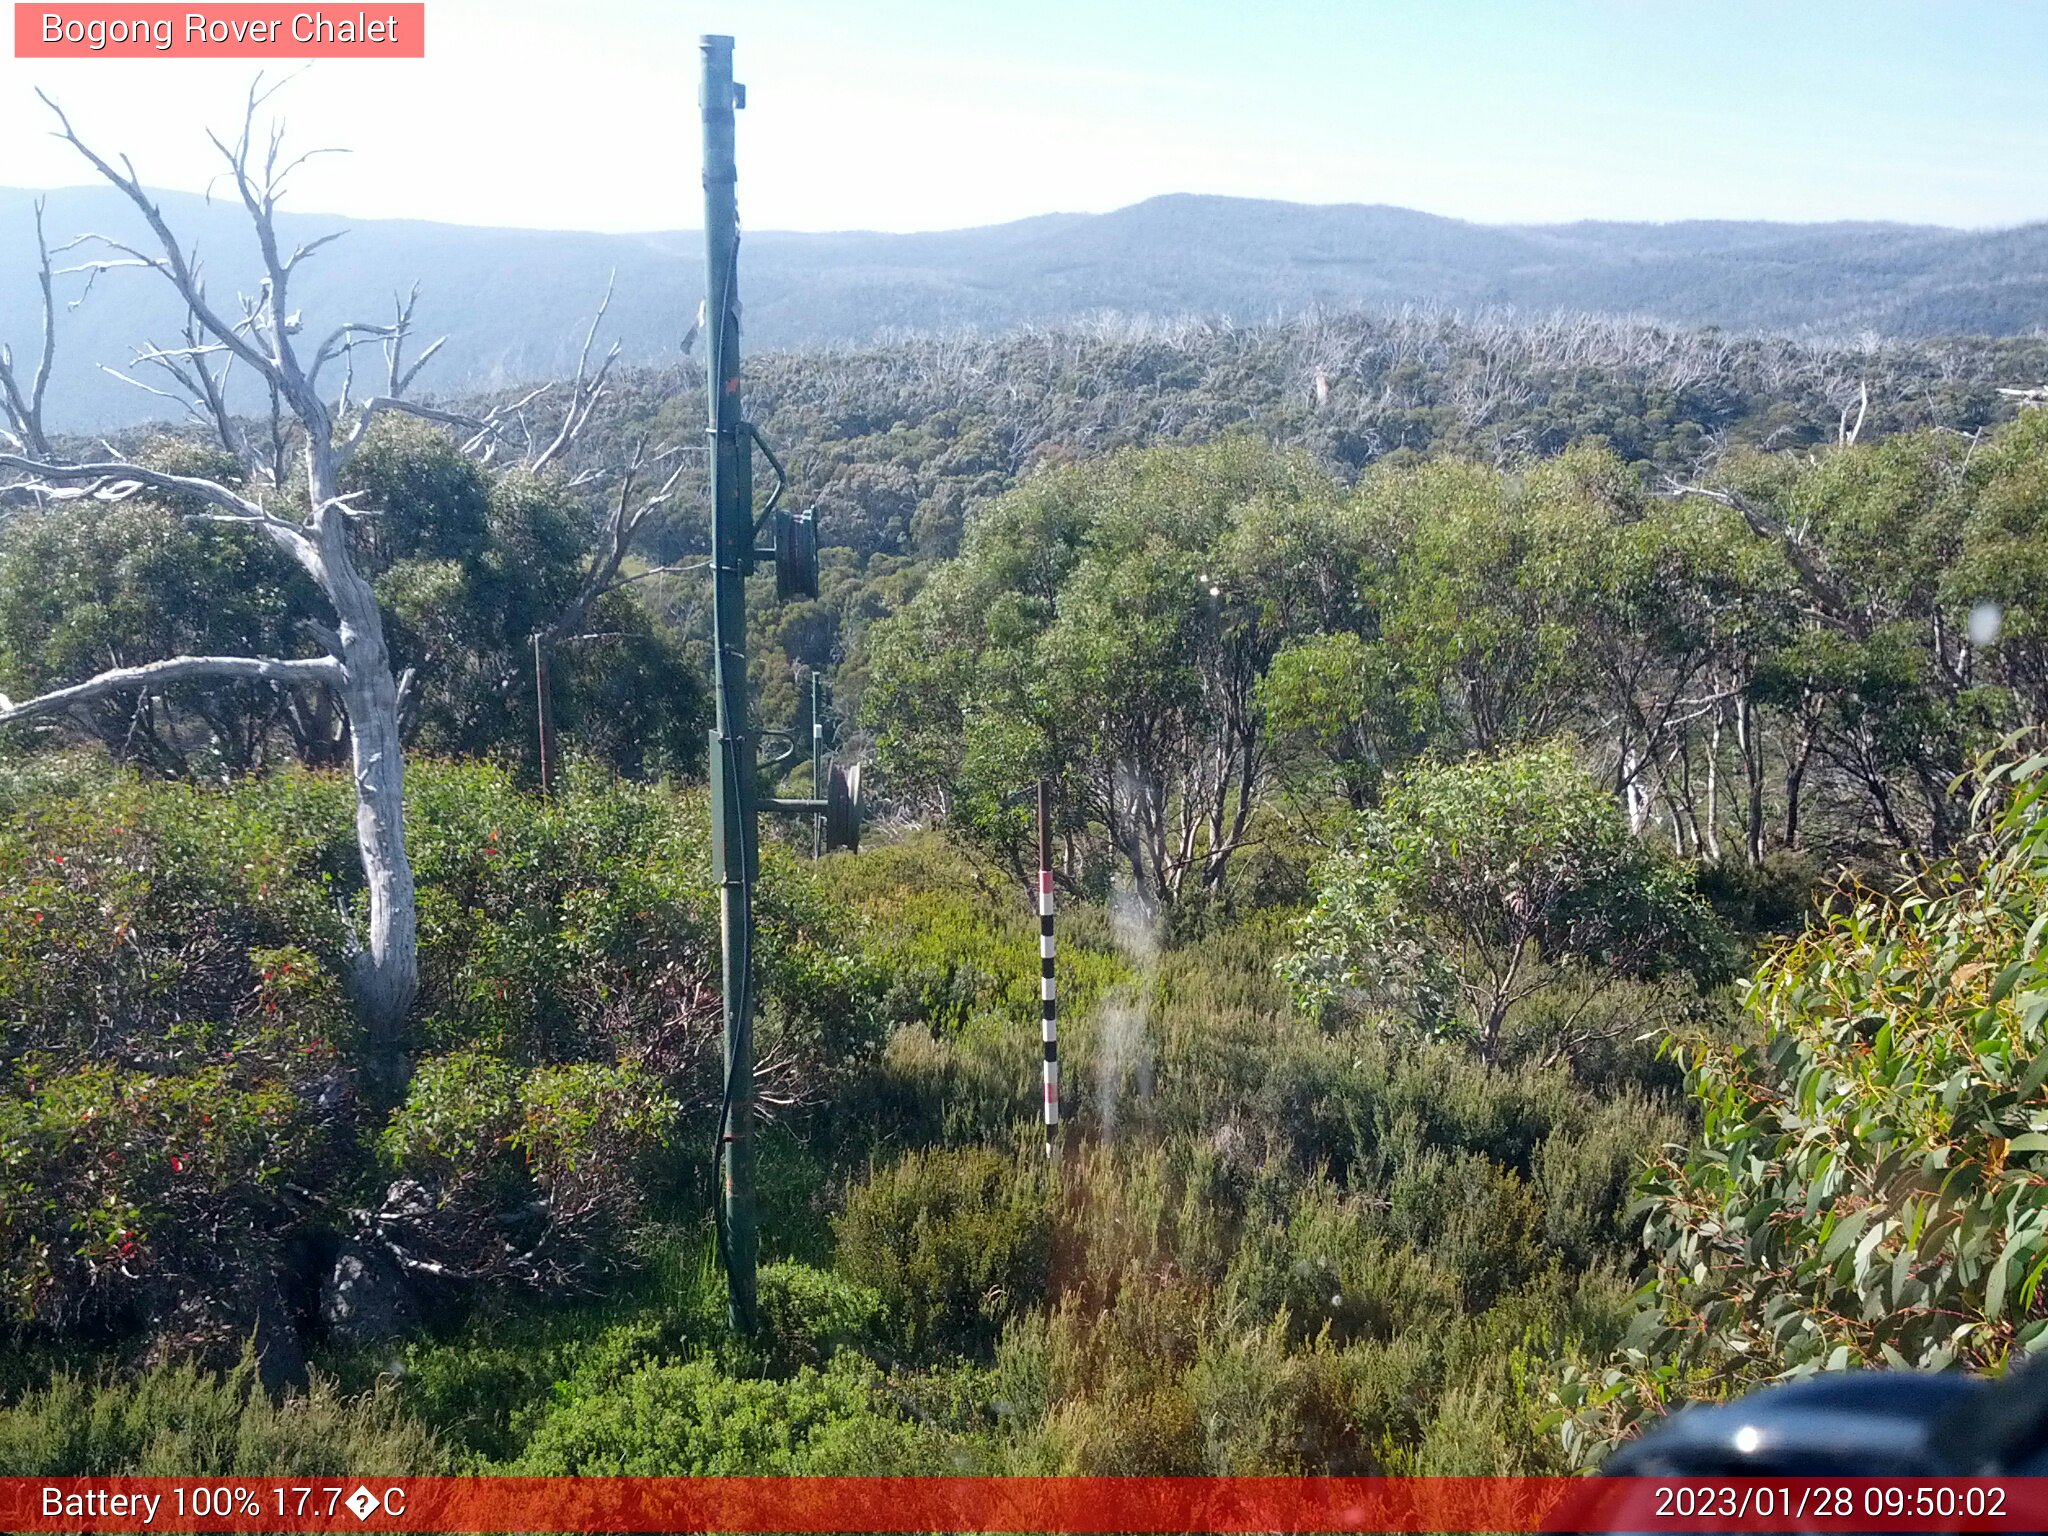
[{"left": 169, "top": 1155, "right": 184, "bottom": 1173}]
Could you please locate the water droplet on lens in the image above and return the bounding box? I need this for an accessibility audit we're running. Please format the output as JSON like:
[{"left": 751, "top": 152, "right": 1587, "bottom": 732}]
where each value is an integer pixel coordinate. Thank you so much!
[{"left": 1971, "top": 601, "right": 2004, "bottom": 648}]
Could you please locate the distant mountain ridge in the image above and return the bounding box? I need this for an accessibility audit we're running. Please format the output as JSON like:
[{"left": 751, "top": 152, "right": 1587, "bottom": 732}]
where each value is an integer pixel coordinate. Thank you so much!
[{"left": 1, "top": 187, "right": 2044, "bottom": 430}]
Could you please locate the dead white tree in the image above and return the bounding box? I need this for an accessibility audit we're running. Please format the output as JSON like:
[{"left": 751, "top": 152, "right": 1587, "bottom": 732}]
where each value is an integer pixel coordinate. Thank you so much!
[
  {"left": 0, "top": 197, "right": 58, "bottom": 459},
  {"left": 541, "top": 435, "right": 694, "bottom": 644},
  {"left": 0, "top": 84, "right": 515, "bottom": 1097}
]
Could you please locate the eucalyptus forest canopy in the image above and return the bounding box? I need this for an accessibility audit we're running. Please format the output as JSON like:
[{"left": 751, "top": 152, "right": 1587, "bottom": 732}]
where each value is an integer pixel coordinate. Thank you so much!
[{"left": 8, "top": 293, "right": 2048, "bottom": 1477}]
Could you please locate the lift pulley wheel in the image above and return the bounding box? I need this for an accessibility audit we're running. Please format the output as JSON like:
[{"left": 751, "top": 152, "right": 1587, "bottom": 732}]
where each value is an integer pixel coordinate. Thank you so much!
[
  {"left": 825, "top": 761, "right": 862, "bottom": 852},
  {"left": 776, "top": 506, "right": 819, "bottom": 601}
]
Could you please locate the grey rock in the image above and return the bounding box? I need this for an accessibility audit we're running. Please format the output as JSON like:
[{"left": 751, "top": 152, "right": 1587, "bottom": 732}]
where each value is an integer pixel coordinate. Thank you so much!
[{"left": 320, "top": 1241, "right": 417, "bottom": 1348}]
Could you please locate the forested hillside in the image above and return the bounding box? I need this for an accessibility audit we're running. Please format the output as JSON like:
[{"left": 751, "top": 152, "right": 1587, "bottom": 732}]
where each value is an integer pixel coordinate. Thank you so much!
[
  {"left": 10, "top": 290, "right": 2048, "bottom": 1477},
  {"left": 9, "top": 183, "right": 2048, "bottom": 428},
  {"left": 546, "top": 308, "right": 2048, "bottom": 803}
]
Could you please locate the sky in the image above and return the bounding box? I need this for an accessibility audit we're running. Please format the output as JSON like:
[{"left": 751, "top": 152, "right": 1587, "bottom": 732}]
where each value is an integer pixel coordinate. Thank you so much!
[{"left": 1, "top": 0, "right": 2045, "bottom": 234}]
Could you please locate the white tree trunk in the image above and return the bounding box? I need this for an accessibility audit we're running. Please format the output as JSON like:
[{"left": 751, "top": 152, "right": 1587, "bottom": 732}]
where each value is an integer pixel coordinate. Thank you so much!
[
  {"left": 1, "top": 88, "right": 434, "bottom": 1100},
  {"left": 6, "top": 89, "right": 659, "bottom": 1104},
  {"left": 329, "top": 547, "right": 417, "bottom": 1092}
]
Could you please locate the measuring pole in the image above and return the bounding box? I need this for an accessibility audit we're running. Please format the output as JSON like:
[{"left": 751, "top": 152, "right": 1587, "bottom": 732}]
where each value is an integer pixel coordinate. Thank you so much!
[
  {"left": 1038, "top": 779, "right": 1060, "bottom": 1160},
  {"left": 702, "top": 32, "right": 758, "bottom": 1331},
  {"left": 531, "top": 634, "right": 554, "bottom": 797},
  {"left": 810, "top": 671, "right": 825, "bottom": 859}
]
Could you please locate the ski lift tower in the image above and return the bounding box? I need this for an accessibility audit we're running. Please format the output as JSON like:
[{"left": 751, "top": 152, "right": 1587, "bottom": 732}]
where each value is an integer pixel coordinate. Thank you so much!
[{"left": 701, "top": 34, "right": 863, "bottom": 1333}]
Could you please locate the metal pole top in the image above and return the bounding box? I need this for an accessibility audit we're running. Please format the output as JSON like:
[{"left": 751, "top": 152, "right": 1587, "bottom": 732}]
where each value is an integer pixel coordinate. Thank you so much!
[{"left": 701, "top": 36, "right": 743, "bottom": 116}]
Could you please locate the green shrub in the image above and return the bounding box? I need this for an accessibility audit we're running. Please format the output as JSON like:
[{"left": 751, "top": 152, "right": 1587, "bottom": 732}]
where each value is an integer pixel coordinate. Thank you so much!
[
  {"left": 1039, "top": 1388, "right": 1205, "bottom": 1474},
  {"left": 377, "top": 1046, "right": 523, "bottom": 1192},
  {"left": 510, "top": 1356, "right": 897, "bottom": 1474},
  {"left": 1570, "top": 750, "right": 2048, "bottom": 1454},
  {"left": 1385, "top": 1149, "right": 1536, "bottom": 1300},
  {"left": 1187, "top": 1324, "right": 1366, "bottom": 1473},
  {"left": 0, "top": 757, "right": 881, "bottom": 1354},
  {"left": 1221, "top": 1178, "right": 1462, "bottom": 1346},
  {"left": 869, "top": 1016, "right": 1046, "bottom": 1151},
  {"left": 814, "top": 833, "right": 1126, "bottom": 1036},
  {"left": 1693, "top": 849, "right": 1826, "bottom": 939},
  {"left": 0, "top": 771, "right": 352, "bottom": 1067},
  {"left": 375, "top": 1047, "right": 677, "bottom": 1287},
  {"left": 378, "top": 1236, "right": 728, "bottom": 1468},
  {"left": 788, "top": 1408, "right": 962, "bottom": 1474},
  {"left": 2, "top": 1038, "right": 342, "bottom": 1333},
  {"left": 753, "top": 1261, "right": 884, "bottom": 1373},
  {"left": 1, "top": 959, "right": 351, "bottom": 1337},
  {"left": 991, "top": 1273, "right": 1213, "bottom": 1472},
  {"left": 392, "top": 1337, "right": 564, "bottom": 1469},
  {"left": 403, "top": 758, "right": 883, "bottom": 1112},
  {"left": 0, "top": 1356, "right": 442, "bottom": 1475},
  {"left": 1339, "top": 1332, "right": 1440, "bottom": 1463},
  {"left": 996, "top": 1271, "right": 1219, "bottom": 1472},
  {"left": 0, "top": 769, "right": 359, "bottom": 1345},
  {"left": 1531, "top": 1092, "right": 1682, "bottom": 1268},
  {"left": 836, "top": 1146, "right": 1054, "bottom": 1360},
  {"left": 1405, "top": 1379, "right": 1536, "bottom": 1474},
  {"left": 1284, "top": 744, "right": 1729, "bottom": 1061},
  {"left": 1357, "top": 1040, "right": 1582, "bottom": 1178}
]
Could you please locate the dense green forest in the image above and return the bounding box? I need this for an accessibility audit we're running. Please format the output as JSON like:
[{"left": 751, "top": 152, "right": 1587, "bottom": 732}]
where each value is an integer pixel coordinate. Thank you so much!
[
  {"left": 471, "top": 307, "right": 2048, "bottom": 751},
  {"left": 9, "top": 302, "right": 2048, "bottom": 1476}
]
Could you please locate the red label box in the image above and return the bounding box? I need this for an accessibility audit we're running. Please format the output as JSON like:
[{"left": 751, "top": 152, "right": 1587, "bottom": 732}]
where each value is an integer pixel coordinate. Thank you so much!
[
  {"left": 4, "top": 1476, "right": 2048, "bottom": 1533},
  {"left": 14, "top": 4, "right": 425, "bottom": 57}
]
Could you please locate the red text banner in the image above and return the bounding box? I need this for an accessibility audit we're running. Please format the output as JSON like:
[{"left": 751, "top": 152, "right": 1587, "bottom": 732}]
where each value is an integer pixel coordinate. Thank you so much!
[
  {"left": 3, "top": 1476, "right": 2048, "bottom": 1532},
  {"left": 15, "top": 4, "right": 425, "bottom": 58}
]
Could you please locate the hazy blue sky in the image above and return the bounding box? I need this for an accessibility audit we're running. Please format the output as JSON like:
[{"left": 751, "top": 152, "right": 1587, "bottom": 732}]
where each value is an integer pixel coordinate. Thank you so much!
[{"left": 1, "top": 0, "right": 2043, "bottom": 232}]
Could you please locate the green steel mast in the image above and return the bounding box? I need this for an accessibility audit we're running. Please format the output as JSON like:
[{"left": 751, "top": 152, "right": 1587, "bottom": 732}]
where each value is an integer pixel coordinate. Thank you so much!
[
  {"left": 701, "top": 34, "right": 859, "bottom": 1333},
  {"left": 701, "top": 32, "right": 759, "bottom": 1332}
]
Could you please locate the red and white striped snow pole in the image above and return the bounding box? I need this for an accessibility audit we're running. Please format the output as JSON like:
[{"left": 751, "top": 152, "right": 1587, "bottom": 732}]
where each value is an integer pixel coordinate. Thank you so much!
[{"left": 1037, "top": 779, "right": 1059, "bottom": 1160}]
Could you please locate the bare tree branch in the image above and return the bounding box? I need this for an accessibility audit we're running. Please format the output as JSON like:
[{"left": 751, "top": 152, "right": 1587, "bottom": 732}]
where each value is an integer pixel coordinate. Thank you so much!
[
  {"left": 393, "top": 333, "right": 445, "bottom": 397},
  {"left": 298, "top": 618, "right": 344, "bottom": 658},
  {"left": 37, "top": 90, "right": 284, "bottom": 390},
  {"left": 1839, "top": 378, "right": 1869, "bottom": 445},
  {"left": 540, "top": 436, "right": 690, "bottom": 643},
  {"left": 201, "top": 81, "right": 330, "bottom": 423},
  {"left": 337, "top": 395, "right": 490, "bottom": 460},
  {"left": 98, "top": 364, "right": 204, "bottom": 419},
  {"left": 280, "top": 225, "right": 348, "bottom": 274},
  {"left": 608, "top": 557, "right": 712, "bottom": 590},
  {"left": 2, "top": 450, "right": 255, "bottom": 516},
  {"left": 378, "top": 284, "right": 445, "bottom": 398},
  {"left": 1665, "top": 479, "right": 1858, "bottom": 633},
  {"left": 310, "top": 319, "right": 398, "bottom": 383},
  {"left": 152, "top": 313, "right": 248, "bottom": 465},
  {"left": 0, "top": 653, "right": 344, "bottom": 724},
  {"left": 0, "top": 198, "right": 58, "bottom": 457},
  {"left": 529, "top": 274, "right": 620, "bottom": 471}
]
